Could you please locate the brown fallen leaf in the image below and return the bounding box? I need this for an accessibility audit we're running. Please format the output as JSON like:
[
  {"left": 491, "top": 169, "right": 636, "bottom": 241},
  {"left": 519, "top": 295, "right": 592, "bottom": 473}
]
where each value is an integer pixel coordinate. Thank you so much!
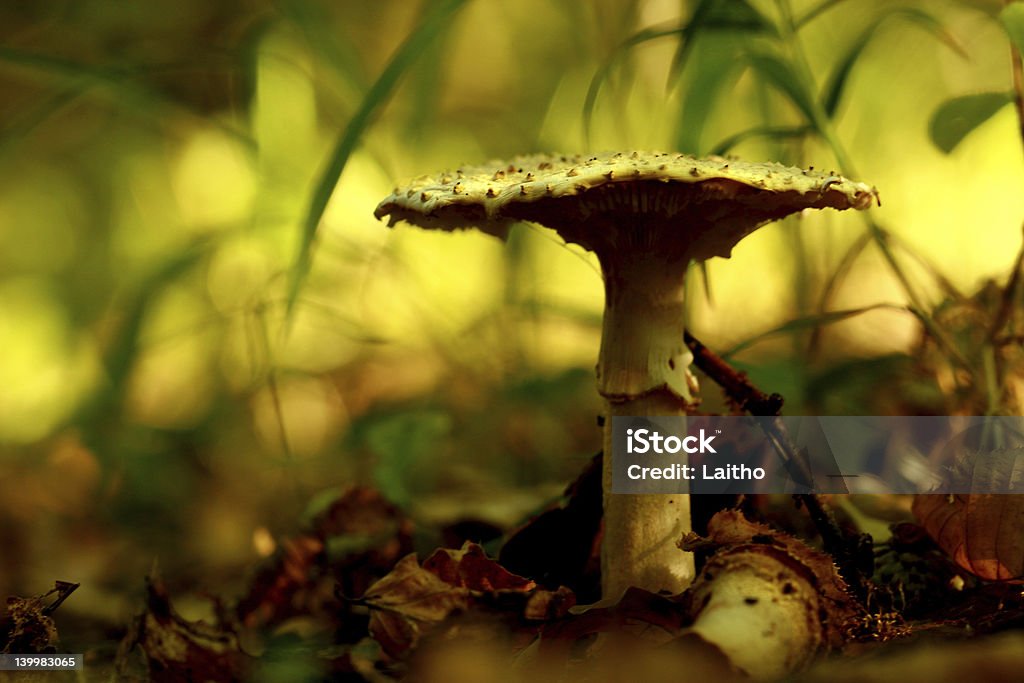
[
  {"left": 913, "top": 493, "right": 1024, "bottom": 581},
  {"left": 119, "top": 571, "right": 251, "bottom": 683},
  {"left": 235, "top": 535, "right": 326, "bottom": 631},
  {"left": 235, "top": 486, "right": 413, "bottom": 631},
  {"left": 313, "top": 486, "right": 415, "bottom": 597},
  {"left": 423, "top": 543, "right": 535, "bottom": 592},
  {"left": 363, "top": 554, "right": 473, "bottom": 659},
  {"left": 361, "top": 542, "right": 574, "bottom": 660},
  {"left": 538, "top": 586, "right": 689, "bottom": 656}
]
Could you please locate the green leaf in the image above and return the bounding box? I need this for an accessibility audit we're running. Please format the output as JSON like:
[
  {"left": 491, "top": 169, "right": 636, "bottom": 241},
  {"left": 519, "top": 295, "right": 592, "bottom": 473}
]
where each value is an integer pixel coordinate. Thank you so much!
[
  {"left": 582, "top": 24, "right": 685, "bottom": 146},
  {"left": 674, "top": 36, "right": 746, "bottom": 154},
  {"left": 746, "top": 51, "right": 819, "bottom": 128},
  {"left": 722, "top": 304, "right": 911, "bottom": 359},
  {"left": 794, "top": 0, "right": 850, "bottom": 29},
  {"left": 822, "top": 8, "right": 966, "bottom": 118},
  {"left": 929, "top": 91, "right": 1013, "bottom": 153},
  {"left": 279, "top": 0, "right": 369, "bottom": 90},
  {"left": 585, "top": 0, "right": 773, "bottom": 146},
  {"left": 665, "top": 0, "right": 777, "bottom": 88},
  {"left": 286, "top": 0, "right": 470, "bottom": 319},
  {"left": 1001, "top": 2, "right": 1024, "bottom": 54}
]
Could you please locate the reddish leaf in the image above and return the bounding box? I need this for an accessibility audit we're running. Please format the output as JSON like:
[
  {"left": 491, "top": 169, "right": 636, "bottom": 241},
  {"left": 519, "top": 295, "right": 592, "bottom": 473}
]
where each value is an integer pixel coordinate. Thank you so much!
[
  {"left": 236, "top": 536, "right": 325, "bottom": 630},
  {"left": 423, "top": 543, "right": 535, "bottom": 592},
  {"left": 913, "top": 494, "right": 1024, "bottom": 581},
  {"left": 236, "top": 486, "right": 413, "bottom": 631}
]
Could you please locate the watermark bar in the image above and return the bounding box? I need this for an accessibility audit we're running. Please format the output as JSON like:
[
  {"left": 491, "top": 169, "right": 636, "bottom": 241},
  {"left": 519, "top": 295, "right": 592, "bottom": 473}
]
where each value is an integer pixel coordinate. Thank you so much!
[
  {"left": 0, "top": 654, "right": 83, "bottom": 671},
  {"left": 612, "top": 415, "right": 1024, "bottom": 494}
]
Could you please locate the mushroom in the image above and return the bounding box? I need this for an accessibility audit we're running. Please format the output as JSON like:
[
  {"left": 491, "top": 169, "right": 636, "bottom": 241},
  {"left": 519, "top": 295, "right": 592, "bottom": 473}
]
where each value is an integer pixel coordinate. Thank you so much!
[{"left": 374, "top": 151, "right": 876, "bottom": 599}]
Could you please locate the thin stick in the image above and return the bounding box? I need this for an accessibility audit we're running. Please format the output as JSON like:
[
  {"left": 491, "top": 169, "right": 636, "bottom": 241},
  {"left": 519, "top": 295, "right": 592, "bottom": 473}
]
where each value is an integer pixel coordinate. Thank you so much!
[{"left": 684, "top": 330, "right": 871, "bottom": 600}]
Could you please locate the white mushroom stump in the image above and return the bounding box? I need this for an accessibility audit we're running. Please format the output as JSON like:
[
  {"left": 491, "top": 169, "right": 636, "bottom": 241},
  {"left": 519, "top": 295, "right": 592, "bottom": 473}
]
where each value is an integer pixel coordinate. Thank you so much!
[{"left": 680, "top": 510, "right": 861, "bottom": 680}]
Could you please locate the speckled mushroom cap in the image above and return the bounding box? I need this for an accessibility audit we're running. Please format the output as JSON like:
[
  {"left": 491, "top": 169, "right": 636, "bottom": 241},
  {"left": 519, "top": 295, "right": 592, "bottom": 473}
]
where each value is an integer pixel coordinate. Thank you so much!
[{"left": 374, "top": 151, "right": 878, "bottom": 262}]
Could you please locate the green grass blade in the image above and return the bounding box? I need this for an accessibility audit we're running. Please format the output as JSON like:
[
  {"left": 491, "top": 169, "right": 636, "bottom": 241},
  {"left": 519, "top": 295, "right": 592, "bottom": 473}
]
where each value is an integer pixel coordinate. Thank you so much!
[
  {"left": 794, "top": 0, "right": 851, "bottom": 29},
  {"left": 73, "top": 239, "right": 213, "bottom": 451},
  {"left": 673, "top": 36, "right": 746, "bottom": 154},
  {"left": 665, "top": 0, "right": 777, "bottom": 90},
  {"left": 278, "top": 0, "right": 369, "bottom": 90},
  {"left": 821, "top": 8, "right": 966, "bottom": 119},
  {"left": 723, "top": 303, "right": 911, "bottom": 359},
  {"left": 0, "top": 46, "right": 253, "bottom": 145},
  {"left": 664, "top": 0, "right": 715, "bottom": 92},
  {"left": 807, "top": 231, "right": 871, "bottom": 356},
  {"left": 583, "top": 1, "right": 773, "bottom": 146},
  {"left": 582, "top": 23, "right": 685, "bottom": 146},
  {"left": 746, "top": 49, "right": 819, "bottom": 127},
  {"left": 709, "top": 124, "right": 811, "bottom": 155},
  {"left": 0, "top": 88, "right": 81, "bottom": 159},
  {"left": 286, "top": 0, "right": 471, "bottom": 319}
]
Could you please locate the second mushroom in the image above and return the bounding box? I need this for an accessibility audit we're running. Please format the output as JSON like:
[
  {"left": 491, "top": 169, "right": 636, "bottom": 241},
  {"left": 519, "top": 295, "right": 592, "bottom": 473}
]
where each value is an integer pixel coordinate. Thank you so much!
[{"left": 375, "top": 151, "right": 876, "bottom": 599}]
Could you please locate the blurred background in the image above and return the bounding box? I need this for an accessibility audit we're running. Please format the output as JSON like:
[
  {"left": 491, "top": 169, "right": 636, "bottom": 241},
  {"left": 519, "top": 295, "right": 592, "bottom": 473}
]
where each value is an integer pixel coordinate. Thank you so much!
[{"left": 1, "top": 0, "right": 1023, "bottom": 657}]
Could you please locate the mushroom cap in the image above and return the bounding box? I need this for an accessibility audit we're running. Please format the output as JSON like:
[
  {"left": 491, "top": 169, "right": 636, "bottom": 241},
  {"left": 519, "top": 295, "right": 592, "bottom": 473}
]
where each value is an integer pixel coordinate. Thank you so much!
[{"left": 374, "top": 151, "right": 878, "bottom": 262}]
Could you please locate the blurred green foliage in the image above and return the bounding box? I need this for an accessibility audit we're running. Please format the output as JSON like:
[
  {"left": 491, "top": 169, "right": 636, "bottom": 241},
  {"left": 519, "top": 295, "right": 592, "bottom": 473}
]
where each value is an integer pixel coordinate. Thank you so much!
[{"left": 1, "top": 0, "right": 1024, "bottom": 657}]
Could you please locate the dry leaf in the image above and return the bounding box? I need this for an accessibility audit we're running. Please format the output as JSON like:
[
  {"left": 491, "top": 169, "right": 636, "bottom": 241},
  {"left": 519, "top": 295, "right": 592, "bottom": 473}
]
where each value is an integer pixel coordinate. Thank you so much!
[
  {"left": 1, "top": 581, "right": 77, "bottom": 654},
  {"left": 423, "top": 543, "right": 535, "bottom": 592},
  {"left": 362, "top": 542, "right": 573, "bottom": 659},
  {"left": 122, "top": 572, "right": 251, "bottom": 683},
  {"left": 235, "top": 486, "right": 413, "bottom": 631},
  {"left": 913, "top": 494, "right": 1024, "bottom": 581}
]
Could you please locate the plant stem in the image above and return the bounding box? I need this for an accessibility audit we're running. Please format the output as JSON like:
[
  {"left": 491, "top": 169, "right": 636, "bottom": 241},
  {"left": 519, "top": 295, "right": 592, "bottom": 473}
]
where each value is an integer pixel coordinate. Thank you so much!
[
  {"left": 1008, "top": 0, "right": 1024, "bottom": 155},
  {"left": 776, "top": 0, "right": 970, "bottom": 368}
]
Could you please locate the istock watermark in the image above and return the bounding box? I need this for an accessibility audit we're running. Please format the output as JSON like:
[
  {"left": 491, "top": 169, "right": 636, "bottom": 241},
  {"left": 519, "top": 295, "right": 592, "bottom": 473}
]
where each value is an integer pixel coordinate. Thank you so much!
[
  {"left": 611, "top": 415, "right": 1024, "bottom": 495},
  {"left": 625, "top": 427, "right": 718, "bottom": 454}
]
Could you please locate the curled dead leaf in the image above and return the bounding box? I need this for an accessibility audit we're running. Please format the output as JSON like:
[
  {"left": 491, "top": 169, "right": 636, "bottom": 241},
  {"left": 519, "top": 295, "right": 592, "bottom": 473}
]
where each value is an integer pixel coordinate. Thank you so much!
[{"left": 120, "top": 572, "right": 251, "bottom": 683}]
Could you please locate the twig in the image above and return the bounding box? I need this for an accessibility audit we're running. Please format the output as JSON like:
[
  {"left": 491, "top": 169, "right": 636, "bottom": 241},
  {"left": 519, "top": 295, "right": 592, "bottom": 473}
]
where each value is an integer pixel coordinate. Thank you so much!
[
  {"left": 684, "top": 330, "right": 783, "bottom": 416},
  {"left": 685, "top": 329, "right": 872, "bottom": 600},
  {"left": 988, "top": 222, "right": 1024, "bottom": 343}
]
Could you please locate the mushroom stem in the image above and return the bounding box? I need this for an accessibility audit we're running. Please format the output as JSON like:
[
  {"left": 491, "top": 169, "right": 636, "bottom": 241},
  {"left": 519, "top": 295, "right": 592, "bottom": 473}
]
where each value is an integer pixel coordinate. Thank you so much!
[{"left": 597, "top": 247, "right": 696, "bottom": 598}]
